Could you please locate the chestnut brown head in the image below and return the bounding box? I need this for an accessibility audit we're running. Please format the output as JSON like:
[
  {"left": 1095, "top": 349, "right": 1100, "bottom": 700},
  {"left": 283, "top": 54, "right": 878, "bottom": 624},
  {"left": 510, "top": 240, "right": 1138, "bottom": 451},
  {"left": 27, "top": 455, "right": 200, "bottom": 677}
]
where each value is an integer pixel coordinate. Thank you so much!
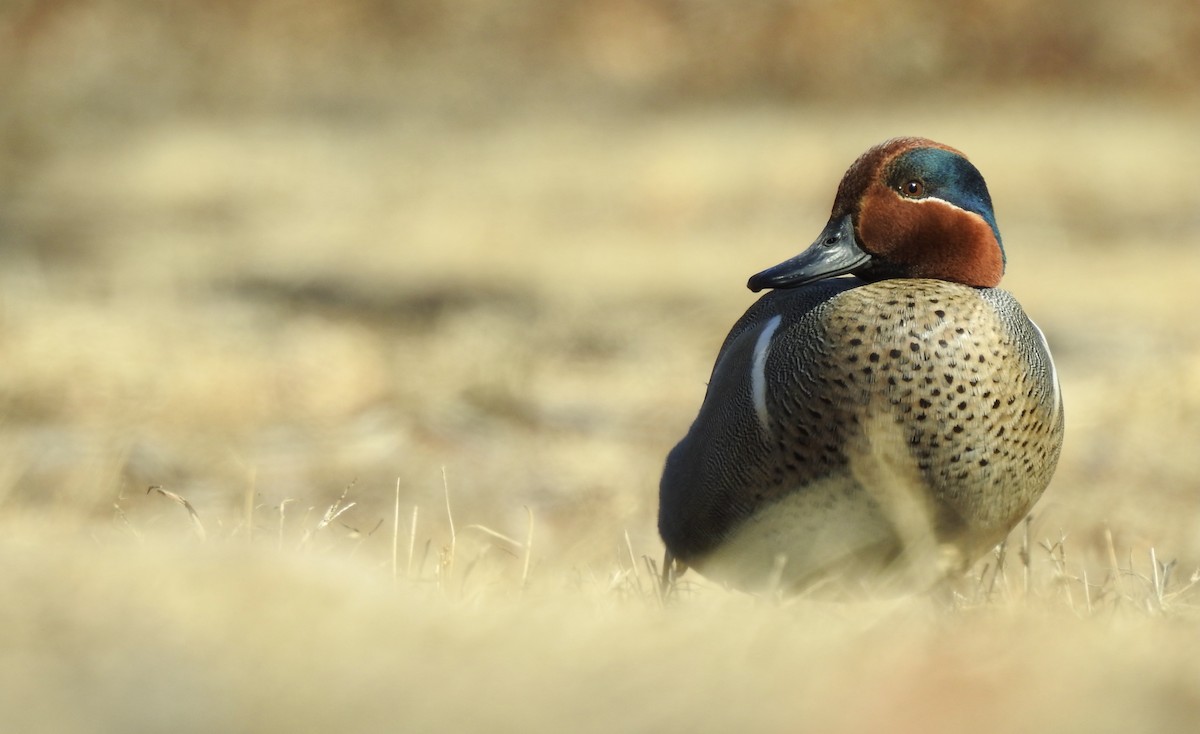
[{"left": 749, "top": 138, "right": 1005, "bottom": 292}]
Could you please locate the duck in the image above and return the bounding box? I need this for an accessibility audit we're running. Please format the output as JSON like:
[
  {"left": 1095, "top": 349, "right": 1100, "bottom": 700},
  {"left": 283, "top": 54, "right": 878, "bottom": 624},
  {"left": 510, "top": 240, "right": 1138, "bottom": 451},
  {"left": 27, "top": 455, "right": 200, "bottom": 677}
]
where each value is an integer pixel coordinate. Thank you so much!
[{"left": 658, "top": 137, "right": 1064, "bottom": 595}]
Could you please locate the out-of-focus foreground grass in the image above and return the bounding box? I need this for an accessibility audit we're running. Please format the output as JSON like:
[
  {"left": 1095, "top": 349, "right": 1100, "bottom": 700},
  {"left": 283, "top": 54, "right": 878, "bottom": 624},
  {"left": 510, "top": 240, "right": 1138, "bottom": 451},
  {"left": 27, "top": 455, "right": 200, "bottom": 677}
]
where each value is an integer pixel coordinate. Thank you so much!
[{"left": 2, "top": 2, "right": 1200, "bottom": 732}]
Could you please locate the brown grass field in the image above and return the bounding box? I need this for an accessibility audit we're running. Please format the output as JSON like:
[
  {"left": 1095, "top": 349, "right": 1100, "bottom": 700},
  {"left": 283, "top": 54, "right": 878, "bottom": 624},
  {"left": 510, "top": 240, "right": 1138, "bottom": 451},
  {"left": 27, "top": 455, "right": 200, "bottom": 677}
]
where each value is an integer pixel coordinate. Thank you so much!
[{"left": 3, "top": 2, "right": 1200, "bottom": 732}]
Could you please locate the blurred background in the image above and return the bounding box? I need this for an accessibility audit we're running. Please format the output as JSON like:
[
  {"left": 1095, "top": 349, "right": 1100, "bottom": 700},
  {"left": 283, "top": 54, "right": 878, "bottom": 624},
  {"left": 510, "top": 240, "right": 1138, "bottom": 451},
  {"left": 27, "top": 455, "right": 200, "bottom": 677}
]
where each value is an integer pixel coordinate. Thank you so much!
[{"left": 2, "top": 0, "right": 1200, "bottom": 574}]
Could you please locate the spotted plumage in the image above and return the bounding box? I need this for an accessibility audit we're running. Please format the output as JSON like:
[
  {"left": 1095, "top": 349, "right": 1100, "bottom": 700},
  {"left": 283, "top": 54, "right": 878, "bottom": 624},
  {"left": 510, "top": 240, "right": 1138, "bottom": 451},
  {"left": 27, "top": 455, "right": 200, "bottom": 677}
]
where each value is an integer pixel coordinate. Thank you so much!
[{"left": 659, "top": 137, "right": 1064, "bottom": 594}]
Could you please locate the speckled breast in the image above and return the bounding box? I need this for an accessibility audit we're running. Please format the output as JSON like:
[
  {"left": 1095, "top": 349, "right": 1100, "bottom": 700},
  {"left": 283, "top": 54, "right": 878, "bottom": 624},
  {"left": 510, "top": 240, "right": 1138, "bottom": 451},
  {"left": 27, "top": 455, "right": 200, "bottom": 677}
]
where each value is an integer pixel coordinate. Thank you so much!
[
  {"left": 761, "top": 278, "right": 1063, "bottom": 550},
  {"left": 659, "top": 277, "right": 1064, "bottom": 591}
]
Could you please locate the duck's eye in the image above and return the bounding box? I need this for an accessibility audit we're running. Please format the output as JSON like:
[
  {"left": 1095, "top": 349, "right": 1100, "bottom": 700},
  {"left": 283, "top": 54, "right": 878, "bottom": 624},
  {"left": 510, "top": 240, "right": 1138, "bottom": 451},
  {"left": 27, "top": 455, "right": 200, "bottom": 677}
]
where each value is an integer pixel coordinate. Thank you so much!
[{"left": 900, "top": 180, "right": 925, "bottom": 198}]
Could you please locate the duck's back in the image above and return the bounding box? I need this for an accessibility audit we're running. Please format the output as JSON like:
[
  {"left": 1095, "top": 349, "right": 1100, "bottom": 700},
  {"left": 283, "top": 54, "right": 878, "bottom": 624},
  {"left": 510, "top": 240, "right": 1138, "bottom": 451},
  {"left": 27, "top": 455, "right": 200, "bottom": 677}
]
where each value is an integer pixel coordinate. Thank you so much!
[{"left": 659, "top": 277, "right": 1063, "bottom": 592}]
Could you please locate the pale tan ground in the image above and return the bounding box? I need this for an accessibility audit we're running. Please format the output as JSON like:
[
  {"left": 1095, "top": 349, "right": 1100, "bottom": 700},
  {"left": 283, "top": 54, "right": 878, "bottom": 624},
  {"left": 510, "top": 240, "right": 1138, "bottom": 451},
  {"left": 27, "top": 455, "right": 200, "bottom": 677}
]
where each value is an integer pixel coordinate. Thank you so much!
[
  {"left": 4, "top": 96, "right": 1200, "bottom": 734},
  {"left": 4, "top": 4, "right": 1200, "bottom": 732}
]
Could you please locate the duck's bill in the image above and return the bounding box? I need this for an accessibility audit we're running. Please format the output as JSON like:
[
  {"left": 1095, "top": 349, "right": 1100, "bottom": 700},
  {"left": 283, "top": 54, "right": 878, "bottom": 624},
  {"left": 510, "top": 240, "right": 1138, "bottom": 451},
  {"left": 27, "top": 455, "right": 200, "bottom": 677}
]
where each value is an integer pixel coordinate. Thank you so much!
[{"left": 747, "top": 214, "right": 871, "bottom": 292}]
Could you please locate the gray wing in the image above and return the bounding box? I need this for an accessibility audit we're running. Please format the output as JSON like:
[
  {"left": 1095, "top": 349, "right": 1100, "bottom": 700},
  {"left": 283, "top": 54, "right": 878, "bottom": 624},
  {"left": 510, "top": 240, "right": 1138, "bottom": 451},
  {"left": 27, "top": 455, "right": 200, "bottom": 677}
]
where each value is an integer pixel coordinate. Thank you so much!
[{"left": 658, "top": 277, "right": 861, "bottom": 561}]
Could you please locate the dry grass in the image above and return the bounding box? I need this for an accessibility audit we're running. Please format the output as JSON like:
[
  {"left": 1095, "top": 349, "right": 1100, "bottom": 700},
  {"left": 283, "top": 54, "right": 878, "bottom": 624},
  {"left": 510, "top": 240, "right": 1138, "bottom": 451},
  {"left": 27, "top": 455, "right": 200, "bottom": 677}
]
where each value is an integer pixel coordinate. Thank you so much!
[
  {"left": 4, "top": 2, "right": 1200, "bottom": 732},
  {"left": 2, "top": 484, "right": 1199, "bottom": 734},
  {"left": 4, "top": 100, "right": 1200, "bottom": 731}
]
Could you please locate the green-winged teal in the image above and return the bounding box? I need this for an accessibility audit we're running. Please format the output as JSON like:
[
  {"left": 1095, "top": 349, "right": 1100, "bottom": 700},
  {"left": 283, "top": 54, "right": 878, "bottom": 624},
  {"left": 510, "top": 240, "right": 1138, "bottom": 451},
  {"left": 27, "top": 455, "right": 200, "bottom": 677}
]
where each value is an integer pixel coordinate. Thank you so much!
[{"left": 659, "top": 137, "right": 1064, "bottom": 594}]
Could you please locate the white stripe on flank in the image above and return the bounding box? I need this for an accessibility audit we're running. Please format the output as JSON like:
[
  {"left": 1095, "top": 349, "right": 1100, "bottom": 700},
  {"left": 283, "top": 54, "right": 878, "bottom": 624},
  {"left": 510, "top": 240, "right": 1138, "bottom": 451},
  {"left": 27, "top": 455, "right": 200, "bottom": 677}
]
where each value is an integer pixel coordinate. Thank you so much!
[{"left": 751, "top": 315, "right": 783, "bottom": 434}]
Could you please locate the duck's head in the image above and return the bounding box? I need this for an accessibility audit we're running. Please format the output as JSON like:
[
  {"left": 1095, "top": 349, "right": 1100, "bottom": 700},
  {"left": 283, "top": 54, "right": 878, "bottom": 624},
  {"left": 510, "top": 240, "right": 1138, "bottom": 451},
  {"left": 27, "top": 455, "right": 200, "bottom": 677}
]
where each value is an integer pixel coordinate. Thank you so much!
[{"left": 748, "top": 137, "right": 1005, "bottom": 292}]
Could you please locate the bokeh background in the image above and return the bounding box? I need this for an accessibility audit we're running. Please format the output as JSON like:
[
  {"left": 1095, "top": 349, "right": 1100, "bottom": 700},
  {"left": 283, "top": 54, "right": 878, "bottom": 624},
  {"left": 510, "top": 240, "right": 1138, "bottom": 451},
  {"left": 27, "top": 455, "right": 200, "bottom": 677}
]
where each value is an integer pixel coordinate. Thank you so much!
[{"left": 3, "top": 1, "right": 1200, "bottom": 731}]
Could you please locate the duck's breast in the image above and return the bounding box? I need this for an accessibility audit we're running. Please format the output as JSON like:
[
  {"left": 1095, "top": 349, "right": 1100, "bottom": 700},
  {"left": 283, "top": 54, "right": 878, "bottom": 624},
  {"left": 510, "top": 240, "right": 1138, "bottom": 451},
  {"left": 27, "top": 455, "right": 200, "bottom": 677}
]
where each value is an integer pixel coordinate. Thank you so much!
[{"left": 659, "top": 278, "right": 1063, "bottom": 588}]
